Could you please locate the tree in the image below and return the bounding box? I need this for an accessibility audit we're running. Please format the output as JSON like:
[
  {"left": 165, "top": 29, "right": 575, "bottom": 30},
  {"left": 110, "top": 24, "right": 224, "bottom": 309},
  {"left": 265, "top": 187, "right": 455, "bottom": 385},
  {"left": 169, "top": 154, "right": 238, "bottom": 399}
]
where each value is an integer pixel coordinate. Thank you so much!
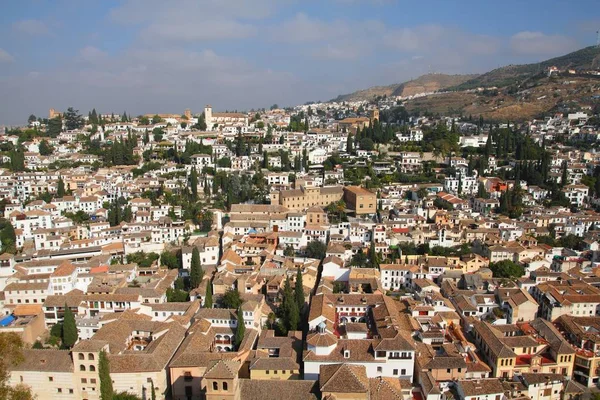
[
  {"left": 113, "top": 392, "right": 142, "bottom": 400},
  {"left": 166, "top": 287, "right": 189, "bottom": 302},
  {"left": 280, "top": 276, "right": 299, "bottom": 333},
  {"left": 489, "top": 260, "right": 524, "bottom": 279},
  {"left": 561, "top": 161, "right": 568, "bottom": 187},
  {"left": 222, "top": 288, "right": 242, "bottom": 309},
  {"left": 57, "top": 178, "right": 66, "bottom": 197},
  {"left": 27, "top": 114, "right": 36, "bottom": 123},
  {"left": 0, "top": 333, "right": 34, "bottom": 400},
  {"left": 305, "top": 240, "right": 326, "bottom": 259},
  {"left": 62, "top": 305, "right": 78, "bottom": 348},
  {"left": 160, "top": 251, "right": 179, "bottom": 269},
  {"left": 190, "top": 247, "right": 203, "bottom": 289},
  {"left": 294, "top": 267, "right": 304, "bottom": 315},
  {"left": 346, "top": 133, "right": 353, "bottom": 154},
  {"left": 99, "top": 350, "right": 113, "bottom": 400},
  {"left": 350, "top": 249, "right": 367, "bottom": 266},
  {"left": 39, "top": 139, "right": 53, "bottom": 155},
  {"left": 9, "top": 149, "right": 25, "bottom": 172},
  {"left": 205, "top": 279, "right": 213, "bottom": 308},
  {"left": 89, "top": 108, "right": 98, "bottom": 124},
  {"left": 190, "top": 167, "right": 199, "bottom": 200},
  {"left": 47, "top": 116, "right": 62, "bottom": 137},
  {"left": 284, "top": 245, "right": 295, "bottom": 257},
  {"left": 152, "top": 128, "right": 164, "bottom": 142},
  {"left": 234, "top": 307, "right": 246, "bottom": 349},
  {"left": 150, "top": 379, "right": 156, "bottom": 400},
  {"left": 64, "top": 107, "right": 84, "bottom": 130}
]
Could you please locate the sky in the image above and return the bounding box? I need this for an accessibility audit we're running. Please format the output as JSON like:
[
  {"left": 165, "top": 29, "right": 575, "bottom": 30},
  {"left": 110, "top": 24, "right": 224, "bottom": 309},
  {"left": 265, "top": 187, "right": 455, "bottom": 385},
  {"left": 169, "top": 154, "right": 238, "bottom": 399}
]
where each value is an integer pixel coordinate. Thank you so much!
[{"left": 0, "top": 0, "right": 598, "bottom": 125}]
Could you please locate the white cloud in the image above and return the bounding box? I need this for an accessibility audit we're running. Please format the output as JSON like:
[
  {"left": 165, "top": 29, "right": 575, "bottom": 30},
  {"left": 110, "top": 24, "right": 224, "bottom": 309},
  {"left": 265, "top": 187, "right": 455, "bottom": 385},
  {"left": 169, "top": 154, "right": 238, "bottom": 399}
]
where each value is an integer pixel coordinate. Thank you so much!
[
  {"left": 0, "top": 49, "right": 14, "bottom": 63},
  {"left": 510, "top": 31, "right": 579, "bottom": 56},
  {"left": 78, "top": 46, "right": 108, "bottom": 64},
  {"left": 109, "top": 0, "right": 279, "bottom": 42},
  {"left": 141, "top": 20, "right": 257, "bottom": 42},
  {"left": 12, "top": 19, "right": 50, "bottom": 36}
]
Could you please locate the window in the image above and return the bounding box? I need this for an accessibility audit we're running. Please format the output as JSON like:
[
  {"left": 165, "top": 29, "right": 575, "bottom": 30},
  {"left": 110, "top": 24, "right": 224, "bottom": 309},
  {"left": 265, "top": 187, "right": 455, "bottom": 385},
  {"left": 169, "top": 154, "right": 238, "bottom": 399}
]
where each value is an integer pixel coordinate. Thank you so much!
[
  {"left": 89, "top": 365, "right": 96, "bottom": 372},
  {"left": 88, "top": 353, "right": 95, "bottom": 360},
  {"left": 212, "top": 382, "right": 218, "bottom": 391},
  {"left": 91, "top": 379, "right": 96, "bottom": 384},
  {"left": 393, "top": 369, "right": 398, "bottom": 375},
  {"left": 80, "top": 365, "right": 86, "bottom": 371},
  {"left": 401, "top": 369, "right": 406, "bottom": 375},
  {"left": 81, "top": 379, "right": 87, "bottom": 384},
  {"left": 69, "top": 389, "right": 74, "bottom": 394},
  {"left": 49, "top": 377, "right": 54, "bottom": 382},
  {"left": 58, "top": 389, "right": 62, "bottom": 393},
  {"left": 223, "top": 382, "right": 228, "bottom": 391},
  {"left": 377, "top": 367, "right": 383, "bottom": 373}
]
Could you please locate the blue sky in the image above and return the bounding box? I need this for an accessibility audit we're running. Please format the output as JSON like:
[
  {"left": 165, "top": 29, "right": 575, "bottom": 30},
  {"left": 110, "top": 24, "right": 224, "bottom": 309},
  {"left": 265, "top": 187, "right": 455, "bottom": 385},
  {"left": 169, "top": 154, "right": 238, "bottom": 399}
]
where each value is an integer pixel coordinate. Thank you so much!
[{"left": 0, "top": 0, "right": 598, "bottom": 125}]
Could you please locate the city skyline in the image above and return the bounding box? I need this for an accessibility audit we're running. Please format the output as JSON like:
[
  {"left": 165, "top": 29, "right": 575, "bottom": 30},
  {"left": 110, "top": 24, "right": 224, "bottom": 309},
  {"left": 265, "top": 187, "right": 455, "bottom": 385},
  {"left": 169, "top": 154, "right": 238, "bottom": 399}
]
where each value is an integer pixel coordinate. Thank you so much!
[{"left": 0, "top": 0, "right": 598, "bottom": 124}]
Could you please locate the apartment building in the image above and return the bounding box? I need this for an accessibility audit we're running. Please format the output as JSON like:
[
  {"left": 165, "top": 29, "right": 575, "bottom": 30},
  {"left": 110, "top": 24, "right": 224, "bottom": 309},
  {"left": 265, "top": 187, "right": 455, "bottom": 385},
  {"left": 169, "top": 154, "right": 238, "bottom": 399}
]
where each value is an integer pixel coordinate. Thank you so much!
[
  {"left": 343, "top": 186, "right": 377, "bottom": 215},
  {"left": 270, "top": 185, "right": 344, "bottom": 211}
]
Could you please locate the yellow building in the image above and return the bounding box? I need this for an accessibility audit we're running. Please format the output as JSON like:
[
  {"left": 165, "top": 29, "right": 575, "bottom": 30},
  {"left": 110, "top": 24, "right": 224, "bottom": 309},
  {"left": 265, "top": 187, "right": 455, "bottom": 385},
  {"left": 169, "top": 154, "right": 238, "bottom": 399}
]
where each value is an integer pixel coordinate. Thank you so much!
[
  {"left": 472, "top": 319, "right": 574, "bottom": 379},
  {"left": 343, "top": 186, "right": 377, "bottom": 215},
  {"left": 270, "top": 185, "right": 343, "bottom": 211}
]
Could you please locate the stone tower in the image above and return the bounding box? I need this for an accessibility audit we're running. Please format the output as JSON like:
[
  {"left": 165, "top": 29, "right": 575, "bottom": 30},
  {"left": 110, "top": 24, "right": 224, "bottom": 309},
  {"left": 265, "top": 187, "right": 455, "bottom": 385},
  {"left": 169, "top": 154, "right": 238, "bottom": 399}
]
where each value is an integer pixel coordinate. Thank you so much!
[
  {"left": 204, "top": 105, "right": 213, "bottom": 130},
  {"left": 370, "top": 108, "right": 380, "bottom": 122}
]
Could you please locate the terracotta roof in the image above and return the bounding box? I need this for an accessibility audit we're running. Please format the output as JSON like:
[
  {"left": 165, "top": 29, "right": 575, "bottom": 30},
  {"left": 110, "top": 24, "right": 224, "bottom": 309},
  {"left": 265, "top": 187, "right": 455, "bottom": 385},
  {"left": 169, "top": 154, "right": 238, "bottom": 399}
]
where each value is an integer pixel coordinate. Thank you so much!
[
  {"left": 320, "top": 363, "right": 369, "bottom": 394},
  {"left": 204, "top": 359, "right": 240, "bottom": 379},
  {"left": 239, "top": 379, "right": 318, "bottom": 400},
  {"left": 10, "top": 349, "right": 73, "bottom": 372}
]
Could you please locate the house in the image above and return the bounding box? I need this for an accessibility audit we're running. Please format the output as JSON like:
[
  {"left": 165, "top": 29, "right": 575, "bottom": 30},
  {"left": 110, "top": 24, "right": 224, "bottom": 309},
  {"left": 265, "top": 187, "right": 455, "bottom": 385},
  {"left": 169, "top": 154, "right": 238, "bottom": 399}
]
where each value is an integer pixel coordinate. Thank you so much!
[{"left": 456, "top": 378, "right": 505, "bottom": 400}]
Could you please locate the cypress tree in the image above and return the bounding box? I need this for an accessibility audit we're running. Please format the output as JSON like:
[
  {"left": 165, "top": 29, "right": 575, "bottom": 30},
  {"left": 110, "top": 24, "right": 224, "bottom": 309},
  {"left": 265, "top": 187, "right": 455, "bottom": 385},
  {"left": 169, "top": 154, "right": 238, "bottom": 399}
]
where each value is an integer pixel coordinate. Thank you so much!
[
  {"left": 190, "top": 247, "right": 203, "bottom": 288},
  {"left": 205, "top": 279, "right": 213, "bottom": 308},
  {"left": 190, "top": 167, "right": 198, "bottom": 200},
  {"left": 62, "top": 304, "right": 78, "bottom": 348},
  {"left": 150, "top": 379, "right": 156, "bottom": 400},
  {"left": 203, "top": 177, "right": 211, "bottom": 197},
  {"left": 346, "top": 134, "right": 353, "bottom": 154},
  {"left": 57, "top": 178, "right": 65, "bottom": 197},
  {"left": 294, "top": 267, "right": 304, "bottom": 315},
  {"left": 99, "top": 350, "right": 113, "bottom": 400},
  {"left": 561, "top": 161, "right": 568, "bottom": 187},
  {"left": 287, "top": 299, "right": 299, "bottom": 332},
  {"left": 234, "top": 307, "right": 246, "bottom": 349}
]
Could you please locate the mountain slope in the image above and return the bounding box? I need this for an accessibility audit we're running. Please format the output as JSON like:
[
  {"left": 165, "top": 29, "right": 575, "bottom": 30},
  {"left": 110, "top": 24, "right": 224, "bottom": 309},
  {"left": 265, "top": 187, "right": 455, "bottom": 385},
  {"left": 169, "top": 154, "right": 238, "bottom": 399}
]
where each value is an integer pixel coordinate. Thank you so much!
[
  {"left": 450, "top": 46, "right": 600, "bottom": 90},
  {"left": 332, "top": 73, "right": 478, "bottom": 102}
]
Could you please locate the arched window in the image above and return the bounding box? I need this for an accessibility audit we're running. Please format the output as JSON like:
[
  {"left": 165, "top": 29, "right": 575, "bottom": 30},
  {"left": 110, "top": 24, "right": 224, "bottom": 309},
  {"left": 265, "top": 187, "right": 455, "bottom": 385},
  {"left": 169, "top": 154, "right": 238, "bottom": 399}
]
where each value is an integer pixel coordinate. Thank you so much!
[
  {"left": 89, "top": 365, "right": 96, "bottom": 372},
  {"left": 212, "top": 382, "right": 218, "bottom": 391},
  {"left": 80, "top": 365, "right": 86, "bottom": 371},
  {"left": 223, "top": 382, "right": 228, "bottom": 391},
  {"left": 88, "top": 354, "right": 95, "bottom": 361},
  {"left": 78, "top": 354, "right": 85, "bottom": 360}
]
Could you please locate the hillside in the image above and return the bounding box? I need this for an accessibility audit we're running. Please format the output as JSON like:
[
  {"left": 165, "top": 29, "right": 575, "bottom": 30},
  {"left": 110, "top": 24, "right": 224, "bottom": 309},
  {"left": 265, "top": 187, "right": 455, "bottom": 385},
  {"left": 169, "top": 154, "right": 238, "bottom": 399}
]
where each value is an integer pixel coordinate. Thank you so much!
[
  {"left": 332, "top": 73, "right": 477, "bottom": 102},
  {"left": 450, "top": 46, "right": 600, "bottom": 90},
  {"left": 404, "top": 74, "right": 600, "bottom": 121}
]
